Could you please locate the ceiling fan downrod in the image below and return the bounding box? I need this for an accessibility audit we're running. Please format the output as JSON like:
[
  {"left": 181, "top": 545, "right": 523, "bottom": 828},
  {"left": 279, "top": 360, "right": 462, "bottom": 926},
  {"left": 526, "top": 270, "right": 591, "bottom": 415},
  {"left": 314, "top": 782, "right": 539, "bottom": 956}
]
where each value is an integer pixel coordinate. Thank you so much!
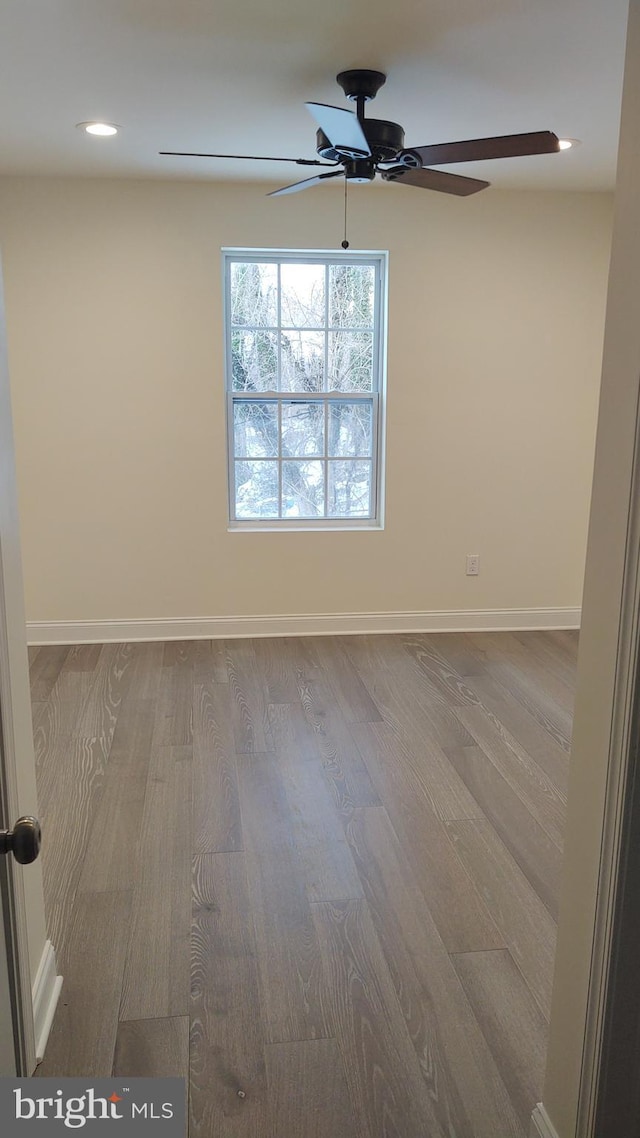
[{"left": 336, "top": 69, "right": 387, "bottom": 125}]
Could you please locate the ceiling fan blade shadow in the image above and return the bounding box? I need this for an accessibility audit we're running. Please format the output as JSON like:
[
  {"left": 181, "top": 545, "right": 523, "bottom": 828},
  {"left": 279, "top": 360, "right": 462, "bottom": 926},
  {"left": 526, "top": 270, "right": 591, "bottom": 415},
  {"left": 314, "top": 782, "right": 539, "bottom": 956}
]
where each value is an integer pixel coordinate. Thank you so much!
[
  {"left": 268, "top": 170, "right": 344, "bottom": 197},
  {"left": 305, "top": 103, "right": 371, "bottom": 158},
  {"left": 159, "top": 151, "right": 335, "bottom": 166},
  {"left": 383, "top": 166, "right": 489, "bottom": 196},
  {"left": 406, "top": 131, "right": 560, "bottom": 166}
]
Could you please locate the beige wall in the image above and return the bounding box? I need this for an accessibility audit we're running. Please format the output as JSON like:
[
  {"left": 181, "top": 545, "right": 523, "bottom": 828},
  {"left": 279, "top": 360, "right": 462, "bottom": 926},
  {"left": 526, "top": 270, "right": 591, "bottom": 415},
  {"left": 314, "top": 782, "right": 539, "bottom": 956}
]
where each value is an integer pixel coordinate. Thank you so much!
[{"left": 0, "top": 176, "right": 611, "bottom": 627}]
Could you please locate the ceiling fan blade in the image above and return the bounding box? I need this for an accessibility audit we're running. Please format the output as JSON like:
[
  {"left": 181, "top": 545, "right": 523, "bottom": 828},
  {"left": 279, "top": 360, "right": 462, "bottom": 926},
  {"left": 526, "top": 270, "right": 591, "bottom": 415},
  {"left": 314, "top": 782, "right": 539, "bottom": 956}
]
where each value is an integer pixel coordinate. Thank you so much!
[
  {"left": 267, "top": 170, "right": 344, "bottom": 198},
  {"left": 159, "top": 151, "right": 335, "bottom": 166},
  {"left": 406, "top": 131, "right": 560, "bottom": 167},
  {"left": 383, "top": 166, "right": 489, "bottom": 196},
  {"left": 305, "top": 103, "right": 371, "bottom": 158}
]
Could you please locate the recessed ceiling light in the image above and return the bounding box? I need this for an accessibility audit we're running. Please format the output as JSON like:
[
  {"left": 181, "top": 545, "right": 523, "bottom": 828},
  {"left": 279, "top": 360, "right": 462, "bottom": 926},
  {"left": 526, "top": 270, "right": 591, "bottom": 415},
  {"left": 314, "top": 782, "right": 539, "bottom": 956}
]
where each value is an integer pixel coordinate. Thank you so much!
[
  {"left": 558, "top": 138, "right": 581, "bottom": 151},
  {"left": 76, "top": 122, "right": 119, "bottom": 136}
]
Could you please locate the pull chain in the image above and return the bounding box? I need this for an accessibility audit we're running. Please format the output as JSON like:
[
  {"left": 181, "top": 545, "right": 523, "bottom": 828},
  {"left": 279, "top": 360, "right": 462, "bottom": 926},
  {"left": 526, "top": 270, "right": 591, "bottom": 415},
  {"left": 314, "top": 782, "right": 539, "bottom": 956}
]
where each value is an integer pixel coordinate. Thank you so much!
[{"left": 341, "top": 177, "right": 349, "bottom": 249}]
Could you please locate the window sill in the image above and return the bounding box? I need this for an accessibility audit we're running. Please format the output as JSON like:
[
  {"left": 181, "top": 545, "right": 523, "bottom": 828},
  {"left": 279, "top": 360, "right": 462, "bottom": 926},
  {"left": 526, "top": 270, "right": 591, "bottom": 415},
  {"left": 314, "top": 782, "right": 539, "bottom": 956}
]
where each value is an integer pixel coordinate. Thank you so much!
[{"left": 227, "top": 522, "right": 384, "bottom": 533}]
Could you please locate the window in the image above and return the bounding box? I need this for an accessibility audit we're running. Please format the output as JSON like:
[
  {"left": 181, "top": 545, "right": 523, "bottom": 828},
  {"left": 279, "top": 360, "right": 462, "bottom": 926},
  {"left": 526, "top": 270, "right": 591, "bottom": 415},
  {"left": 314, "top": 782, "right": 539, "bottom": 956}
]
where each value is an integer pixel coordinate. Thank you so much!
[{"left": 223, "top": 249, "right": 387, "bottom": 527}]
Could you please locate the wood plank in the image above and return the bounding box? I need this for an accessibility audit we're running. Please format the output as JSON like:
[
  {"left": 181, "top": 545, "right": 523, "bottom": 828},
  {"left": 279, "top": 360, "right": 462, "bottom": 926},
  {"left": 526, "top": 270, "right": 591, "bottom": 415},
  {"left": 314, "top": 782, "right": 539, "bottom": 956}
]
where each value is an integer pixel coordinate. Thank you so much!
[
  {"left": 512, "top": 630, "right": 578, "bottom": 688},
  {"left": 113, "top": 1016, "right": 189, "bottom": 1078},
  {"left": 345, "top": 806, "right": 524, "bottom": 1138},
  {"left": 342, "top": 631, "right": 410, "bottom": 671},
  {"left": 401, "top": 633, "right": 486, "bottom": 707},
  {"left": 190, "top": 853, "right": 267, "bottom": 1138},
  {"left": 352, "top": 721, "right": 502, "bottom": 953},
  {"left": 424, "top": 632, "right": 488, "bottom": 677},
  {"left": 309, "top": 636, "right": 382, "bottom": 724},
  {"left": 35, "top": 644, "right": 133, "bottom": 790},
  {"left": 35, "top": 890, "right": 132, "bottom": 1077},
  {"left": 236, "top": 753, "right": 331, "bottom": 1042},
  {"left": 124, "top": 640, "right": 165, "bottom": 700},
  {"left": 32, "top": 649, "right": 104, "bottom": 765},
  {"left": 77, "top": 701, "right": 155, "bottom": 894},
  {"left": 226, "top": 639, "right": 274, "bottom": 753},
  {"left": 345, "top": 634, "right": 475, "bottom": 751},
  {"left": 153, "top": 643, "right": 194, "bottom": 745},
  {"left": 297, "top": 675, "right": 380, "bottom": 813},
  {"left": 40, "top": 736, "right": 110, "bottom": 955},
  {"left": 464, "top": 671, "right": 570, "bottom": 795},
  {"left": 73, "top": 642, "right": 134, "bottom": 745},
  {"left": 268, "top": 703, "right": 363, "bottom": 903},
  {"left": 312, "top": 898, "right": 458, "bottom": 1138},
  {"left": 451, "top": 948, "right": 548, "bottom": 1134},
  {"left": 162, "top": 639, "right": 198, "bottom": 666},
  {"left": 286, "top": 636, "right": 323, "bottom": 679},
  {"left": 252, "top": 636, "right": 305, "bottom": 704},
  {"left": 547, "top": 629, "right": 579, "bottom": 665},
  {"left": 29, "top": 701, "right": 46, "bottom": 741},
  {"left": 446, "top": 744, "right": 562, "bottom": 918},
  {"left": 28, "top": 644, "right": 69, "bottom": 702},
  {"left": 193, "top": 638, "right": 229, "bottom": 683},
  {"left": 465, "top": 633, "right": 573, "bottom": 750},
  {"left": 455, "top": 704, "right": 565, "bottom": 848},
  {"left": 446, "top": 819, "right": 557, "bottom": 1019},
  {"left": 403, "top": 634, "right": 571, "bottom": 794},
  {"left": 359, "top": 718, "right": 482, "bottom": 823},
  {"left": 64, "top": 644, "right": 103, "bottom": 672},
  {"left": 193, "top": 678, "right": 242, "bottom": 853},
  {"left": 265, "top": 1039, "right": 359, "bottom": 1138},
  {"left": 491, "top": 663, "right": 573, "bottom": 753},
  {"left": 120, "top": 746, "right": 192, "bottom": 1019}
]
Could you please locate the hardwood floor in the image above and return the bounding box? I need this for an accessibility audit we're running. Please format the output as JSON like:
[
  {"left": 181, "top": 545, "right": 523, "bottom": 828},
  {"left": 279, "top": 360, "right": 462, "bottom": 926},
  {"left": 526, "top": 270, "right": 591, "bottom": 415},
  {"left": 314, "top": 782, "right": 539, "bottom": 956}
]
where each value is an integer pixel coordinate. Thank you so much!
[{"left": 29, "top": 630, "right": 577, "bottom": 1137}]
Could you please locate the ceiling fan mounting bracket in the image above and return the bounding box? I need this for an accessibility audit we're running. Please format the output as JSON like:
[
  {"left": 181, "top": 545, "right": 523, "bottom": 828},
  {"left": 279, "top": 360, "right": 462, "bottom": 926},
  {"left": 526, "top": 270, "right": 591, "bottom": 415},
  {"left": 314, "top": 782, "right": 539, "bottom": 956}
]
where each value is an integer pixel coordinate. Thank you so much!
[{"left": 336, "top": 69, "right": 387, "bottom": 103}]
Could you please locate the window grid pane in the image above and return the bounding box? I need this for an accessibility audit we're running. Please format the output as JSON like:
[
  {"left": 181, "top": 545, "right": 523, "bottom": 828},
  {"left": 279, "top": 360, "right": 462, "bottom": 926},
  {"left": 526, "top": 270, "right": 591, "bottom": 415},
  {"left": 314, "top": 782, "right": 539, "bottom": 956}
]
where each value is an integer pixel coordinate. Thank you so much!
[
  {"left": 226, "top": 253, "right": 384, "bottom": 524},
  {"left": 231, "top": 396, "right": 375, "bottom": 520},
  {"left": 328, "top": 459, "right": 372, "bottom": 518},
  {"left": 235, "top": 460, "right": 279, "bottom": 519}
]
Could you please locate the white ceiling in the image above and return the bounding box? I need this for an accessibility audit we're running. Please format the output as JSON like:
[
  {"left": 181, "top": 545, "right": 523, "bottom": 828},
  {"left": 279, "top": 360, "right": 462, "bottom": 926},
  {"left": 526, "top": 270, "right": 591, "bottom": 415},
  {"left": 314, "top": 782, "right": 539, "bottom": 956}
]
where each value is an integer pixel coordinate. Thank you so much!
[{"left": 0, "top": 0, "right": 629, "bottom": 191}]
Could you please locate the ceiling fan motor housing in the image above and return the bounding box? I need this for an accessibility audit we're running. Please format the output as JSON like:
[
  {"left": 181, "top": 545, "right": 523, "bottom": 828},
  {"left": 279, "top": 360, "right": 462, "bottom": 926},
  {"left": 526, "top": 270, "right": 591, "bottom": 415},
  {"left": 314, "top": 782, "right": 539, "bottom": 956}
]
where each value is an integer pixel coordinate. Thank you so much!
[{"left": 316, "top": 119, "right": 406, "bottom": 163}]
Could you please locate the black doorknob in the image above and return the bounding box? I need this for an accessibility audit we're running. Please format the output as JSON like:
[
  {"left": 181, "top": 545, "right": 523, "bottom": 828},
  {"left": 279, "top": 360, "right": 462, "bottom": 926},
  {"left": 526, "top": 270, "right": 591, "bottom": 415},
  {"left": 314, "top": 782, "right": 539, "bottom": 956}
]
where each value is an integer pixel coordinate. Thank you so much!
[{"left": 0, "top": 816, "right": 42, "bottom": 865}]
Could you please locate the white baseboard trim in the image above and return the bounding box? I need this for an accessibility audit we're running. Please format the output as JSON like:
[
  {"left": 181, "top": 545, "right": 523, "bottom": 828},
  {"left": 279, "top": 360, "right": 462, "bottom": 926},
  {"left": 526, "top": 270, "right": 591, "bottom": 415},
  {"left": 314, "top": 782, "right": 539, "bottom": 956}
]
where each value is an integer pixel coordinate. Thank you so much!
[
  {"left": 530, "top": 1104, "right": 561, "bottom": 1138},
  {"left": 32, "top": 940, "right": 62, "bottom": 1064},
  {"left": 27, "top": 607, "right": 581, "bottom": 645}
]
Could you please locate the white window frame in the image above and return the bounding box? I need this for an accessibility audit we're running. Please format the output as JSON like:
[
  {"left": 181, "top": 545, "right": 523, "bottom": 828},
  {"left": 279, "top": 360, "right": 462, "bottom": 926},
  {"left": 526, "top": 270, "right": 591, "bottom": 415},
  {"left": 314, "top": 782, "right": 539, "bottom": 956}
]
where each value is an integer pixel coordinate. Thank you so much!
[{"left": 223, "top": 248, "right": 387, "bottom": 531}]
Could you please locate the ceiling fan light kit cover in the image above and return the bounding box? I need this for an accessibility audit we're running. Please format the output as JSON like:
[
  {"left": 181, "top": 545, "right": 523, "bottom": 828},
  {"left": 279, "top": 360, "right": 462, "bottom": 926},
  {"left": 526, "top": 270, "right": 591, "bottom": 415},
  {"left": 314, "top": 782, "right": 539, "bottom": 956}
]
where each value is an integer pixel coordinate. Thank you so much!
[{"left": 161, "top": 68, "right": 561, "bottom": 199}]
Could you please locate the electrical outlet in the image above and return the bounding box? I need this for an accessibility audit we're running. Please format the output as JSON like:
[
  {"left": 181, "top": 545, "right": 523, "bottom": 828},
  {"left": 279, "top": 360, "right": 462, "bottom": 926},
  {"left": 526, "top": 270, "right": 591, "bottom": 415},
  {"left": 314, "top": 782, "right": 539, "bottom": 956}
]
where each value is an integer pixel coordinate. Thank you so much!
[{"left": 466, "top": 553, "right": 480, "bottom": 576}]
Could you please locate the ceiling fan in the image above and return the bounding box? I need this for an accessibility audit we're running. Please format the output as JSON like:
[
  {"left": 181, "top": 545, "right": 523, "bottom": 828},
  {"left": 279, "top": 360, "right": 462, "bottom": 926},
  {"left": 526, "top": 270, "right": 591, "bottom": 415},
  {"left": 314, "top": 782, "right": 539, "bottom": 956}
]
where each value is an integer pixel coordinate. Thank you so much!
[{"left": 160, "top": 69, "right": 560, "bottom": 198}]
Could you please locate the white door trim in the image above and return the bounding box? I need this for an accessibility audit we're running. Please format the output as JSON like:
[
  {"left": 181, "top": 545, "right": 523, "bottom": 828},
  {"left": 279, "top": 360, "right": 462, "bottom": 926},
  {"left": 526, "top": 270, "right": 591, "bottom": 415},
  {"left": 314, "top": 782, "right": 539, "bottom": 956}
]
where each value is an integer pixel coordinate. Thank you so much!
[
  {"left": 0, "top": 257, "right": 37, "bottom": 1073},
  {"left": 575, "top": 402, "right": 640, "bottom": 1133},
  {"left": 32, "top": 939, "right": 62, "bottom": 1063},
  {"left": 530, "top": 1104, "right": 561, "bottom": 1138}
]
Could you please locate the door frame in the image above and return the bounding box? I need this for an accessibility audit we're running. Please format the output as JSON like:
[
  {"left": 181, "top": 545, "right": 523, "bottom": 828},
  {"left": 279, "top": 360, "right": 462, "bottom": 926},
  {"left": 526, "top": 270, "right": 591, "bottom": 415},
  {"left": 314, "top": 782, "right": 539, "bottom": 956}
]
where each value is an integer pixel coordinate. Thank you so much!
[
  {"left": 533, "top": 2, "right": 640, "bottom": 1133},
  {"left": 0, "top": 258, "right": 36, "bottom": 1075},
  {"left": 0, "top": 610, "right": 35, "bottom": 1075},
  {"left": 576, "top": 396, "right": 640, "bottom": 1135},
  {"left": 590, "top": 603, "right": 640, "bottom": 1133},
  {"left": 572, "top": 0, "right": 640, "bottom": 1129}
]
